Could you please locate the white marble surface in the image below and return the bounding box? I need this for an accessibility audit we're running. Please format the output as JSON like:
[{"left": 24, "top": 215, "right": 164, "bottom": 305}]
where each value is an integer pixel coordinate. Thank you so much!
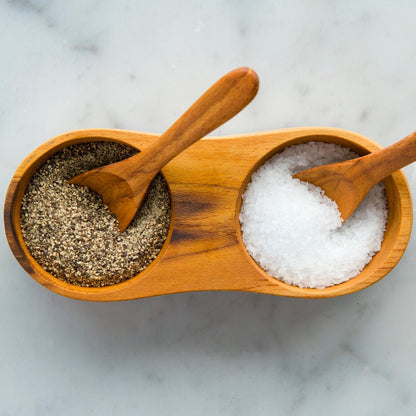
[{"left": 1, "top": 0, "right": 416, "bottom": 414}]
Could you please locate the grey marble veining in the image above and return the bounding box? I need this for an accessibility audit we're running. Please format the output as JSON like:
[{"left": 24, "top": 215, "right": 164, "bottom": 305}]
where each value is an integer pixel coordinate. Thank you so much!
[{"left": 1, "top": 0, "right": 416, "bottom": 414}]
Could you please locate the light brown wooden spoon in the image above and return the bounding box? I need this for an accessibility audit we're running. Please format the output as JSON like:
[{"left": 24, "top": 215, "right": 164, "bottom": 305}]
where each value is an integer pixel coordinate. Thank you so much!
[
  {"left": 69, "top": 67, "right": 259, "bottom": 231},
  {"left": 294, "top": 131, "right": 416, "bottom": 221}
]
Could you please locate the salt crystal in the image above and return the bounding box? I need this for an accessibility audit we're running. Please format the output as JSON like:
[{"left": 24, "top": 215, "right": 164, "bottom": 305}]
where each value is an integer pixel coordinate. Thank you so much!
[{"left": 239, "top": 142, "right": 388, "bottom": 289}]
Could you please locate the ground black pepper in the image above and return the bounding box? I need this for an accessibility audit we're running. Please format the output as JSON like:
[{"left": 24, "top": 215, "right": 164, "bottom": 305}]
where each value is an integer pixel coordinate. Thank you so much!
[{"left": 20, "top": 141, "right": 171, "bottom": 287}]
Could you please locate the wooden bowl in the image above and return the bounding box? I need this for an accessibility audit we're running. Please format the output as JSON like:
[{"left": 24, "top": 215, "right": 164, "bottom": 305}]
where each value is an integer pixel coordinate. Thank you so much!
[{"left": 4, "top": 127, "right": 413, "bottom": 301}]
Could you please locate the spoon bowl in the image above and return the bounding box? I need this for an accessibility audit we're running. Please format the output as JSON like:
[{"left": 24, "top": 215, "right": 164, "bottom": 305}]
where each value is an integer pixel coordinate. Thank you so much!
[{"left": 4, "top": 127, "right": 412, "bottom": 300}]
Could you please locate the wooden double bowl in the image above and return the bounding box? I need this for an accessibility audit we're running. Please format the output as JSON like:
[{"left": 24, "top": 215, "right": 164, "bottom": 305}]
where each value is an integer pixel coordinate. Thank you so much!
[{"left": 4, "top": 127, "right": 412, "bottom": 301}]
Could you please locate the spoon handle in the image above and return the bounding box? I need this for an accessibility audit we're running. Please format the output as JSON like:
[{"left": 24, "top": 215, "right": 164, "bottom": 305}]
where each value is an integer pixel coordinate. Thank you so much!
[
  {"left": 130, "top": 67, "right": 259, "bottom": 176},
  {"left": 353, "top": 131, "right": 416, "bottom": 187}
]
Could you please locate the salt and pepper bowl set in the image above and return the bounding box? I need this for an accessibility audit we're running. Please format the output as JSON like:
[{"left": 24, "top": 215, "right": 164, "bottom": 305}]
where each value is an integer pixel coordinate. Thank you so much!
[{"left": 4, "top": 68, "right": 414, "bottom": 301}]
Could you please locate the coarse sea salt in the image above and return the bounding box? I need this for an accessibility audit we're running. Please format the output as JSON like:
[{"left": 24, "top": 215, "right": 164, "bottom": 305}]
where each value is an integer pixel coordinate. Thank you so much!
[{"left": 239, "top": 141, "right": 389, "bottom": 289}]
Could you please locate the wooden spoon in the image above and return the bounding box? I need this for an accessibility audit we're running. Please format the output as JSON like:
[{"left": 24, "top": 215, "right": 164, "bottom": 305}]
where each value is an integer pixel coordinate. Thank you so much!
[
  {"left": 294, "top": 131, "right": 416, "bottom": 221},
  {"left": 69, "top": 67, "right": 259, "bottom": 231}
]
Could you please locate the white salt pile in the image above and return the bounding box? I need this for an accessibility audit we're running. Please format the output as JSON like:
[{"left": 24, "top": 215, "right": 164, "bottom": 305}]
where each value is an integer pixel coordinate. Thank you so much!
[{"left": 239, "top": 141, "right": 389, "bottom": 289}]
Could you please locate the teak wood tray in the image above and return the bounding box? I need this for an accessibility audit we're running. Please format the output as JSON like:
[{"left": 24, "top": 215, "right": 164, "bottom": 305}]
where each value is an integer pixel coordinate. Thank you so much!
[{"left": 4, "top": 127, "right": 413, "bottom": 301}]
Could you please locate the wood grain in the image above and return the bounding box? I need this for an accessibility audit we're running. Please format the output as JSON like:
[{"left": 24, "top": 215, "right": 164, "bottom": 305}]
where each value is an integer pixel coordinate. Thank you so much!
[
  {"left": 4, "top": 127, "right": 413, "bottom": 301},
  {"left": 294, "top": 131, "right": 416, "bottom": 221}
]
